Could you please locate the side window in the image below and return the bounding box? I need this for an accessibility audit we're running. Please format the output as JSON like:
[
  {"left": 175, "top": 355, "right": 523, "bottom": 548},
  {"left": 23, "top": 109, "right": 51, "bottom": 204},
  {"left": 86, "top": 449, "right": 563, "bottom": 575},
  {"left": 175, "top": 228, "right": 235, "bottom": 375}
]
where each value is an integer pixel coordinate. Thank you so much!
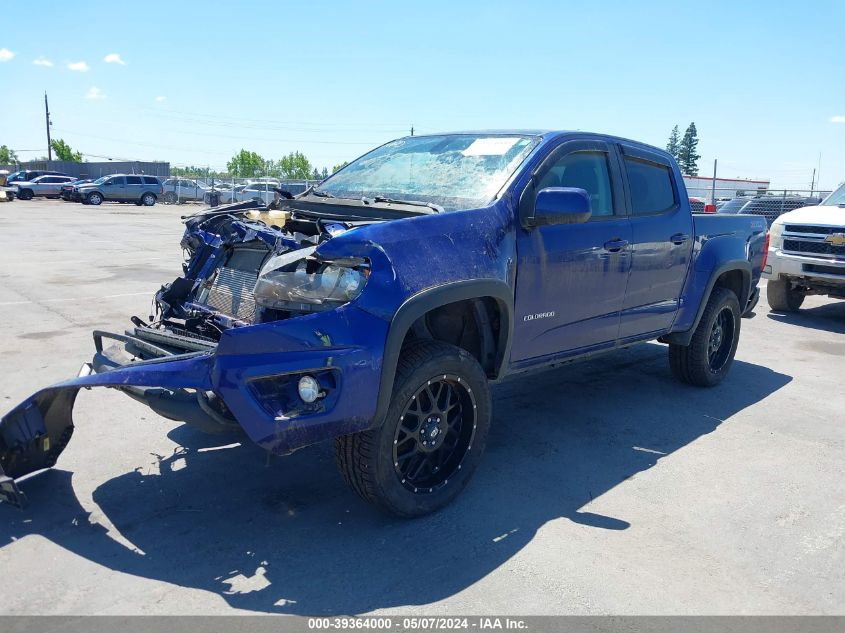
[
  {"left": 143, "top": 177, "right": 159, "bottom": 185},
  {"left": 537, "top": 151, "right": 614, "bottom": 217},
  {"left": 624, "top": 157, "right": 676, "bottom": 215},
  {"left": 126, "top": 176, "right": 142, "bottom": 185}
]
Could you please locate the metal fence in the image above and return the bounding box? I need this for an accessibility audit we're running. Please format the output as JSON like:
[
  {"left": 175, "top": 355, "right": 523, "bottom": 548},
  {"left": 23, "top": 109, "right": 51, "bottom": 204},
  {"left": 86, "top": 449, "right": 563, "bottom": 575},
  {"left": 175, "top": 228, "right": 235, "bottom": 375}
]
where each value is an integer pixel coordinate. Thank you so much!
[
  {"left": 160, "top": 175, "right": 323, "bottom": 206},
  {"left": 699, "top": 188, "right": 832, "bottom": 225},
  {"left": 0, "top": 160, "right": 170, "bottom": 179}
]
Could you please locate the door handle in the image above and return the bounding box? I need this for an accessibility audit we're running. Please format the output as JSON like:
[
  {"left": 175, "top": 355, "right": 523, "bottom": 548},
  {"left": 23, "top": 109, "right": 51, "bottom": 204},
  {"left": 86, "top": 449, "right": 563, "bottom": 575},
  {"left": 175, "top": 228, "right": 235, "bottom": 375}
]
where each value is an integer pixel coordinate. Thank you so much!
[
  {"left": 670, "top": 233, "right": 690, "bottom": 245},
  {"left": 603, "top": 238, "right": 629, "bottom": 253}
]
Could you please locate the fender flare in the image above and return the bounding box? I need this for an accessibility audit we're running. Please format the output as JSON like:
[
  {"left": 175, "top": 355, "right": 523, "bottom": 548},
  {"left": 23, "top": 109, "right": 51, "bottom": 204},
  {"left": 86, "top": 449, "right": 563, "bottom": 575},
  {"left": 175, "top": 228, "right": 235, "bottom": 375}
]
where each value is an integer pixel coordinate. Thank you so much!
[
  {"left": 371, "top": 279, "right": 514, "bottom": 428},
  {"left": 661, "top": 260, "right": 751, "bottom": 346}
]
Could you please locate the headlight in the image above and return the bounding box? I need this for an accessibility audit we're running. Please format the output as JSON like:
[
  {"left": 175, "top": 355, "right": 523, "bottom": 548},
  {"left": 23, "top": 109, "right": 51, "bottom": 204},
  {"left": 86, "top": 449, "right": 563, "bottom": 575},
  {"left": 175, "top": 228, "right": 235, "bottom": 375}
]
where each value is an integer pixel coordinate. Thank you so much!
[
  {"left": 253, "top": 254, "right": 368, "bottom": 311},
  {"left": 769, "top": 222, "right": 784, "bottom": 249}
]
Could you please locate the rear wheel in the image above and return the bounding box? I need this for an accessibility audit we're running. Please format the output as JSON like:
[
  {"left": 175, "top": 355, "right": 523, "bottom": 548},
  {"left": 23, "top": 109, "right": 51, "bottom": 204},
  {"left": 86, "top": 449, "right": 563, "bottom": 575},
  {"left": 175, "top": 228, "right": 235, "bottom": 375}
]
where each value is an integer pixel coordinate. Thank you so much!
[
  {"left": 87, "top": 192, "right": 103, "bottom": 206},
  {"left": 669, "top": 286, "right": 741, "bottom": 387},
  {"left": 335, "top": 340, "right": 491, "bottom": 517},
  {"left": 141, "top": 193, "right": 156, "bottom": 206},
  {"left": 767, "top": 279, "right": 804, "bottom": 312}
]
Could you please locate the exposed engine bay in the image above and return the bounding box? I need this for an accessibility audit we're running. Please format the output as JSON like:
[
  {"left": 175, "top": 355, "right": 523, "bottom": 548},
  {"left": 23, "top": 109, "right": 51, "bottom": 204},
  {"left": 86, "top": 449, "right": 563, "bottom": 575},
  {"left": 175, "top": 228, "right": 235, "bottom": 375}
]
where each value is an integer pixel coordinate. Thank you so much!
[{"left": 127, "top": 199, "right": 378, "bottom": 356}]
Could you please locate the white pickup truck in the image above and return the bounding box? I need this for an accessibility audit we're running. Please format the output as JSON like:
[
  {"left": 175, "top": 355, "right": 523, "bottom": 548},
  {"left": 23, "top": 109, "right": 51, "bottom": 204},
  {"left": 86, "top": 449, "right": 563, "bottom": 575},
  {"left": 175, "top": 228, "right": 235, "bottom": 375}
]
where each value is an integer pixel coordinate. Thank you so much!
[{"left": 764, "top": 182, "right": 845, "bottom": 310}]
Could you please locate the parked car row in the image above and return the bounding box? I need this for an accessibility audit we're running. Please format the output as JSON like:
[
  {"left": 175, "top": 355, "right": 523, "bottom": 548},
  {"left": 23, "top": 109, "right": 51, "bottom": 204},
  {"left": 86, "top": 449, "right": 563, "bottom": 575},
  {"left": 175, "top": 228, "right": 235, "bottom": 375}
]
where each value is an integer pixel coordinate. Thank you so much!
[
  {"left": 2, "top": 171, "right": 313, "bottom": 207},
  {"left": 6, "top": 170, "right": 164, "bottom": 206}
]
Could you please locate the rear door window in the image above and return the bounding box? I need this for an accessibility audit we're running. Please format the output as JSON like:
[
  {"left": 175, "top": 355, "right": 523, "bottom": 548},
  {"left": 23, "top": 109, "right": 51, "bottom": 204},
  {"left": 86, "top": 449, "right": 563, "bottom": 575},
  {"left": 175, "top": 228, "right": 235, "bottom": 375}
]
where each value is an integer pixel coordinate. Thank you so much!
[
  {"left": 624, "top": 157, "right": 677, "bottom": 215},
  {"left": 126, "top": 176, "right": 143, "bottom": 185}
]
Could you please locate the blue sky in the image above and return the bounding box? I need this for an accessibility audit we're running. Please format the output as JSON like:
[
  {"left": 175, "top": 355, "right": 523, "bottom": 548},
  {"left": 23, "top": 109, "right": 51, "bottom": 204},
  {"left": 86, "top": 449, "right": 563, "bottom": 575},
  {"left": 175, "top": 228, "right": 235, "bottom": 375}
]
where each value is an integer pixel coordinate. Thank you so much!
[{"left": 1, "top": 0, "right": 843, "bottom": 189}]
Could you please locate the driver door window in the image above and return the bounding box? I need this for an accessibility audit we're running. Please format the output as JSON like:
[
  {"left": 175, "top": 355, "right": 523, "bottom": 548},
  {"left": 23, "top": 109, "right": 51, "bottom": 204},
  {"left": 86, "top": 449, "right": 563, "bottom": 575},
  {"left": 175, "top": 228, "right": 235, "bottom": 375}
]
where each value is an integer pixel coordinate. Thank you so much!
[{"left": 536, "top": 151, "right": 615, "bottom": 218}]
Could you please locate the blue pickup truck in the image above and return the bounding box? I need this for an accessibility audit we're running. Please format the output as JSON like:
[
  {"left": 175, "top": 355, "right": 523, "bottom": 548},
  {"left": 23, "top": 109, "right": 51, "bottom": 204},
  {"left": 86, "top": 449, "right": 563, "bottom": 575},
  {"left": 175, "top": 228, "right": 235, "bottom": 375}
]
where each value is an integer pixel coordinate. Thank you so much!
[{"left": 0, "top": 131, "right": 768, "bottom": 516}]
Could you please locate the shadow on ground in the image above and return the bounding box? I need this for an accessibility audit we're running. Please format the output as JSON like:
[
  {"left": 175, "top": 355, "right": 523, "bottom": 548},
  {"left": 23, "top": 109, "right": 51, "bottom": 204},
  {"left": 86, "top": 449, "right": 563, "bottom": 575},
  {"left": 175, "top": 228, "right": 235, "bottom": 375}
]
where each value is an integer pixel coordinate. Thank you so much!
[
  {"left": 767, "top": 300, "right": 845, "bottom": 335},
  {"left": 0, "top": 343, "right": 791, "bottom": 614}
]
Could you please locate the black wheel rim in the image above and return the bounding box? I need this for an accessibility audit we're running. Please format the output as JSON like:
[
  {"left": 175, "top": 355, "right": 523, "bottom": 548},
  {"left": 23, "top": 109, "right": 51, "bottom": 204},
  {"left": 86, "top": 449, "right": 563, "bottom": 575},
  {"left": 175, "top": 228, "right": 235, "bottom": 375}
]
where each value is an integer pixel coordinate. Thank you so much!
[
  {"left": 392, "top": 374, "right": 477, "bottom": 494},
  {"left": 708, "top": 307, "right": 735, "bottom": 372}
]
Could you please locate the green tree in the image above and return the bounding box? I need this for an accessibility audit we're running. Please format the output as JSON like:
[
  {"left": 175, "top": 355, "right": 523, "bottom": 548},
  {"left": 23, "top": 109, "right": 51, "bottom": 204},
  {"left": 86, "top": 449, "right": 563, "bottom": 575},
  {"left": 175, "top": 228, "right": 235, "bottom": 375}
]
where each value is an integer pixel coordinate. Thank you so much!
[
  {"left": 311, "top": 167, "right": 321, "bottom": 180},
  {"left": 276, "top": 151, "right": 313, "bottom": 179},
  {"left": 332, "top": 161, "right": 349, "bottom": 173},
  {"left": 678, "top": 122, "right": 701, "bottom": 176},
  {"left": 0, "top": 145, "right": 19, "bottom": 164},
  {"left": 227, "top": 149, "right": 267, "bottom": 178},
  {"left": 321, "top": 167, "right": 329, "bottom": 179},
  {"left": 666, "top": 125, "right": 681, "bottom": 162},
  {"left": 50, "top": 138, "right": 83, "bottom": 162}
]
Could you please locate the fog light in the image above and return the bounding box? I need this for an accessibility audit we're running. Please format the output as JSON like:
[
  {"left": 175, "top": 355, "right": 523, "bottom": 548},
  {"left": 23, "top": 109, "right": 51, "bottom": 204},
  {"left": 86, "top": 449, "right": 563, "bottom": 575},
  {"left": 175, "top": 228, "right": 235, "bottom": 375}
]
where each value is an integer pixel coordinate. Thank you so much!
[{"left": 298, "top": 375, "right": 322, "bottom": 403}]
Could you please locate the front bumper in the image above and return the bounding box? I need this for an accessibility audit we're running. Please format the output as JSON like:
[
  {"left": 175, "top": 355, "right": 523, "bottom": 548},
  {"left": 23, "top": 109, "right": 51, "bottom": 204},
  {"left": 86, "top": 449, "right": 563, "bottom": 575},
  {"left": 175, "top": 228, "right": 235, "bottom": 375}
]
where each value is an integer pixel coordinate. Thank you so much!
[
  {"left": 763, "top": 248, "right": 845, "bottom": 284},
  {"left": 0, "top": 304, "right": 388, "bottom": 507}
]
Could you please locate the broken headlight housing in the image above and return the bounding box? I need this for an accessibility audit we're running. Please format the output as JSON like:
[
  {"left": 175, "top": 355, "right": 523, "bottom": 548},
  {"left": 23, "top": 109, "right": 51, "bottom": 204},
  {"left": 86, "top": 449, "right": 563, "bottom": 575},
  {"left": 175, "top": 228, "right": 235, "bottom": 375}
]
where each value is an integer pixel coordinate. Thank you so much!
[{"left": 253, "top": 248, "right": 369, "bottom": 312}]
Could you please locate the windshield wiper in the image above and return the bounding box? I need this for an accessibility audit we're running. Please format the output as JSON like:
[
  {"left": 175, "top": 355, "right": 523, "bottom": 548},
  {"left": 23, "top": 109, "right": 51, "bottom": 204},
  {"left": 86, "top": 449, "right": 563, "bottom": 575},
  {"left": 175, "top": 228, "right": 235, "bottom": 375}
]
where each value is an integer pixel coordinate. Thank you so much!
[
  {"left": 309, "top": 188, "right": 335, "bottom": 198},
  {"left": 370, "top": 196, "right": 443, "bottom": 214}
]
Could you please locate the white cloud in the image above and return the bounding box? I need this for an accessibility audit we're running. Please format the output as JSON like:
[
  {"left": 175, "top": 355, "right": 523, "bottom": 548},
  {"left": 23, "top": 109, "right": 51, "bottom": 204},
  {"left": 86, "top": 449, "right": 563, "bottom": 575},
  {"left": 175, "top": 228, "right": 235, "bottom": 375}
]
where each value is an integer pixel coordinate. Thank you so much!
[
  {"left": 0, "top": 48, "right": 15, "bottom": 62},
  {"left": 155, "top": 96, "right": 167, "bottom": 102},
  {"left": 831, "top": 116, "right": 845, "bottom": 123},
  {"left": 104, "top": 53, "right": 126, "bottom": 65},
  {"left": 85, "top": 86, "right": 106, "bottom": 100},
  {"left": 67, "top": 60, "right": 89, "bottom": 72},
  {"left": 33, "top": 57, "right": 53, "bottom": 67}
]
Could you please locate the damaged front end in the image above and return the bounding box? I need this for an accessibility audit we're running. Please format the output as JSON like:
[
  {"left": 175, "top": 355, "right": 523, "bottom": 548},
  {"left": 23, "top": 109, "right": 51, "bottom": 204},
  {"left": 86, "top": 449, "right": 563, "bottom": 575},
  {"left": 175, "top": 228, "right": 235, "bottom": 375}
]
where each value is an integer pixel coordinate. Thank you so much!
[{"left": 1, "top": 200, "right": 388, "bottom": 508}]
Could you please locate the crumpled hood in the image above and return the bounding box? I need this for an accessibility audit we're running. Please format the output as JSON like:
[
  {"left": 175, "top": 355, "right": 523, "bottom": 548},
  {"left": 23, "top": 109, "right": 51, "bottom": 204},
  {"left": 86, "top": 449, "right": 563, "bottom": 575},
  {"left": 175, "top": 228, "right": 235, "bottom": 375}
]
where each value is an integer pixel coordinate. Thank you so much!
[{"left": 773, "top": 205, "right": 845, "bottom": 227}]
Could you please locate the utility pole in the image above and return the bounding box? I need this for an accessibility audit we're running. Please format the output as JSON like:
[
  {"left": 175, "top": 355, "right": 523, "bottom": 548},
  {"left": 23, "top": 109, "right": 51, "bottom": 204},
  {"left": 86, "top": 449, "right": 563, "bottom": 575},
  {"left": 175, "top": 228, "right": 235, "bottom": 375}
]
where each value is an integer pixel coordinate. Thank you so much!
[
  {"left": 44, "top": 92, "right": 53, "bottom": 161},
  {"left": 410, "top": 125, "right": 414, "bottom": 137},
  {"left": 810, "top": 168, "right": 816, "bottom": 196},
  {"left": 710, "top": 158, "right": 717, "bottom": 206}
]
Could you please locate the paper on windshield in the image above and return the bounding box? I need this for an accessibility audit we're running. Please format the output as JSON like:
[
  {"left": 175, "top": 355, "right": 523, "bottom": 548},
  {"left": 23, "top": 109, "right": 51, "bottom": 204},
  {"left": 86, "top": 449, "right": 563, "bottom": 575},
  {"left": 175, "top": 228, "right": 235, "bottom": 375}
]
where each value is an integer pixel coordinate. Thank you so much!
[{"left": 462, "top": 137, "right": 521, "bottom": 156}]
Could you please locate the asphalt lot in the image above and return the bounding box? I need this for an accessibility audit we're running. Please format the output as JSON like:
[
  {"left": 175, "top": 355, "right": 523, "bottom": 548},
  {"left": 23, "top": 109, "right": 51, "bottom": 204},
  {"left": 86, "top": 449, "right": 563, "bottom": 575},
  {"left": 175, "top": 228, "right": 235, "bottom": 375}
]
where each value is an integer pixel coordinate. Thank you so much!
[{"left": 0, "top": 199, "right": 843, "bottom": 615}]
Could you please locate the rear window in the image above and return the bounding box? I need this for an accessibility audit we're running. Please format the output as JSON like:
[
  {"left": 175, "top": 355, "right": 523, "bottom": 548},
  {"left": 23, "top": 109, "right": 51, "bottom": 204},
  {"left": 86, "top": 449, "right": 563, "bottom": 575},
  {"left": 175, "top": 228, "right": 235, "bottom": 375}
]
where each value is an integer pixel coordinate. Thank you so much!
[
  {"left": 143, "top": 176, "right": 160, "bottom": 185},
  {"left": 126, "top": 176, "right": 143, "bottom": 184},
  {"left": 718, "top": 198, "right": 750, "bottom": 214},
  {"left": 624, "top": 158, "right": 676, "bottom": 215}
]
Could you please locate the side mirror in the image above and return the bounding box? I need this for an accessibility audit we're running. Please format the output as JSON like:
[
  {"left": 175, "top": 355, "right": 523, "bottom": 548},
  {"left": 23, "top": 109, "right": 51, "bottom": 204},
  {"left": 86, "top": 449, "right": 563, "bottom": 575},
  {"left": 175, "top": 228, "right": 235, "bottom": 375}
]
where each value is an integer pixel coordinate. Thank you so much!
[{"left": 526, "top": 187, "right": 592, "bottom": 227}]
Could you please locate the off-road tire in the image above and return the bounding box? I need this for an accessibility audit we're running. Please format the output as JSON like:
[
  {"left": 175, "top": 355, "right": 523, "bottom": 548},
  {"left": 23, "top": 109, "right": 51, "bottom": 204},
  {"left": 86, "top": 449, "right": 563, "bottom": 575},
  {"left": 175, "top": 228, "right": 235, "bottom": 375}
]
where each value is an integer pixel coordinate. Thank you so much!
[
  {"left": 767, "top": 279, "right": 804, "bottom": 312},
  {"left": 669, "top": 286, "right": 741, "bottom": 387},
  {"left": 335, "top": 340, "right": 492, "bottom": 517}
]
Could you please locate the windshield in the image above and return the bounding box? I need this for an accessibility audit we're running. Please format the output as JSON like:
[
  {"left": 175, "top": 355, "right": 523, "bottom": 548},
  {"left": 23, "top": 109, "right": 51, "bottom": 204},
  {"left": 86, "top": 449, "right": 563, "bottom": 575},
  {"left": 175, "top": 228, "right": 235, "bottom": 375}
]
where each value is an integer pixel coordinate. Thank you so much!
[
  {"left": 316, "top": 134, "right": 540, "bottom": 211},
  {"left": 822, "top": 182, "right": 845, "bottom": 206}
]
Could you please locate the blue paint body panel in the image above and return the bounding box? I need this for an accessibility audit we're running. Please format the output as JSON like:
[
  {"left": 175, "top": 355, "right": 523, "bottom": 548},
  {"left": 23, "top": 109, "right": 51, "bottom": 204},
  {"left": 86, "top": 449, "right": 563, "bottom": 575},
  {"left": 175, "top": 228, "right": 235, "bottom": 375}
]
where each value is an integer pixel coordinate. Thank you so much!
[{"left": 0, "top": 131, "right": 767, "bottom": 497}]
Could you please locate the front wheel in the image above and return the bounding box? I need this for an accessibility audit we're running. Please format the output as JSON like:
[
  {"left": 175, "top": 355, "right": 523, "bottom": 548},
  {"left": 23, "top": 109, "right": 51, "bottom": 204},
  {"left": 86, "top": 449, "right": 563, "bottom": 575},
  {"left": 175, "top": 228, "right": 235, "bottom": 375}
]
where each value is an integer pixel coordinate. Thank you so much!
[
  {"left": 163, "top": 191, "right": 177, "bottom": 204},
  {"left": 669, "top": 286, "right": 741, "bottom": 387},
  {"left": 87, "top": 192, "right": 103, "bottom": 206},
  {"left": 18, "top": 189, "right": 33, "bottom": 200},
  {"left": 767, "top": 279, "right": 804, "bottom": 312},
  {"left": 335, "top": 340, "right": 492, "bottom": 517}
]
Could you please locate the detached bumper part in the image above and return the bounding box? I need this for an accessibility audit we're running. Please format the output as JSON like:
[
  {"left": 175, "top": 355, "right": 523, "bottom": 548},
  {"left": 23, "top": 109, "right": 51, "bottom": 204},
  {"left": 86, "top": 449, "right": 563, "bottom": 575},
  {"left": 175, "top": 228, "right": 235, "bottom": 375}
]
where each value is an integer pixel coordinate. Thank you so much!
[{"left": 0, "top": 468, "right": 27, "bottom": 509}]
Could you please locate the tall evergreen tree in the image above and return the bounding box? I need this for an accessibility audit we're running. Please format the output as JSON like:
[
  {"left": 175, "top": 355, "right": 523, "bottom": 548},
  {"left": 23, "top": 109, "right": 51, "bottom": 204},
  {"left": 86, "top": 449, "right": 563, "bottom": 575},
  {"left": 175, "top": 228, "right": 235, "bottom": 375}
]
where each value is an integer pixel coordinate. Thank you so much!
[
  {"left": 666, "top": 125, "right": 681, "bottom": 161},
  {"left": 678, "top": 122, "right": 701, "bottom": 176}
]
